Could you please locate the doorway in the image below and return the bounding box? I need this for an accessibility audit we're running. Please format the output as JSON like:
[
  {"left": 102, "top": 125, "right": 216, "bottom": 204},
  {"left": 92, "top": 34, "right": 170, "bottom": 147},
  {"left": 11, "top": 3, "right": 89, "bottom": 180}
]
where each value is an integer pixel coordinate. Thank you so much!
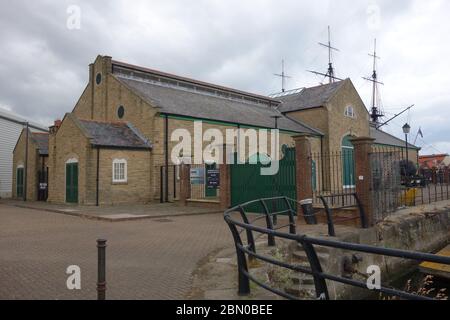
[{"left": 66, "top": 161, "right": 78, "bottom": 203}]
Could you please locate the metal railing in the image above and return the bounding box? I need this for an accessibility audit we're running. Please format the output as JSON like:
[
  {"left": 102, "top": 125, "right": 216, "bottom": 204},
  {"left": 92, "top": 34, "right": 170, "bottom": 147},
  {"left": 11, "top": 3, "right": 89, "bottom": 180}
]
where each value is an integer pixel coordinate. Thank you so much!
[
  {"left": 319, "top": 193, "right": 368, "bottom": 237},
  {"left": 224, "top": 197, "right": 450, "bottom": 300}
]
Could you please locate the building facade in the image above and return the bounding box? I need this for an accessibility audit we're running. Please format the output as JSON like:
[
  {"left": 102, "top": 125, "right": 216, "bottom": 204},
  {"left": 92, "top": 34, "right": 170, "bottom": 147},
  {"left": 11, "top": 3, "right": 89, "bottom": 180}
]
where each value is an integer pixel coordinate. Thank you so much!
[
  {"left": 1, "top": 109, "right": 47, "bottom": 198},
  {"left": 12, "top": 55, "right": 420, "bottom": 205}
]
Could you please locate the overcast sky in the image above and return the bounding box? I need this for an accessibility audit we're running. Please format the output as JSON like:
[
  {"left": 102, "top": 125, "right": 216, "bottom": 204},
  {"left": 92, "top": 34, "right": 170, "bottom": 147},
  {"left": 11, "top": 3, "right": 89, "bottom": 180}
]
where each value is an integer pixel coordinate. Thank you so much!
[{"left": 0, "top": 0, "right": 449, "bottom": 154}]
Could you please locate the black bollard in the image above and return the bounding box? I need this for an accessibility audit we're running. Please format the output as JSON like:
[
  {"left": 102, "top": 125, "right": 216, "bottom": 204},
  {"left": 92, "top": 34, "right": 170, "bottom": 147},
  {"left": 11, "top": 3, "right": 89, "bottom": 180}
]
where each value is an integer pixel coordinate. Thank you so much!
[{"left": 97, "top": 239, "right": 107, "bottom": 300}]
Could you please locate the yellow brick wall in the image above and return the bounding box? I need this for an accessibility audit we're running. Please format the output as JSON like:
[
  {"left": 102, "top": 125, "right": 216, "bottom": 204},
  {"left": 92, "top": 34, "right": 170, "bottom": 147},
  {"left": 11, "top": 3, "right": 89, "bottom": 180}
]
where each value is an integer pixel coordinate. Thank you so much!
[
  {"left": 71, "top": 84, "right": 93, "bottom": 119},
  {"left": 97, "top": 149, "right": 152, "bottom": 205},
  {"left": 12, "top": 130, "right": 41, "bottom": 200},
  {"left": 325, "top": 79, "right": 370, "bottom": 152},
  {"left": 47, "top": 115, "right": 92, "bottom": 204}
]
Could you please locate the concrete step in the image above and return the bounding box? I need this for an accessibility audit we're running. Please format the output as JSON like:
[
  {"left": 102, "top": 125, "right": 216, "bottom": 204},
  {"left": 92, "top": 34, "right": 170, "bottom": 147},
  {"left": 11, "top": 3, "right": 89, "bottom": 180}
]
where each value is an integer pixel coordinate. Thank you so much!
[
  {"left": 294, "top": 244, "right": 331, "bottom": 254},
  {"left": 292, "top": 251, "right": 330, "bottom": 264},
  {"left": 284, "top": 284, "right": 316, "bottom": 299},
  {"left": 290, "top": 273, "right": 315, "bottom": 286}
]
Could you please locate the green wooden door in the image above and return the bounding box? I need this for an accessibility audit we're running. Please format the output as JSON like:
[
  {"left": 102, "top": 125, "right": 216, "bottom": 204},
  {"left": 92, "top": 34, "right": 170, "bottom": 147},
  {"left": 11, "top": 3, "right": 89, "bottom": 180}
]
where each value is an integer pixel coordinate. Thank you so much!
[
  {"left": 342, "top": 136, "right": 355, "bottom": 188},
  {"left": 17, "top": 168, "right": 24, "bottom": 198},
  {"left": 230, "top": 146, "right": 296, "bottom": 213},
  {"left": 66, "top": 163, "right": 78, "bottom": 203},
  {"left": 205, "top": 164, "right": 218, "bottom": 198}
]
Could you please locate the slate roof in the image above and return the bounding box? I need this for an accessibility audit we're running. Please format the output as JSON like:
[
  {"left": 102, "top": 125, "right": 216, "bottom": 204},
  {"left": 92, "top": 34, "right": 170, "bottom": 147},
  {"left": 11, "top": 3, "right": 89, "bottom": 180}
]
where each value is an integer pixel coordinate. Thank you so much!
[
  {"left": 31, "top": 132, "right": 49, "bottom": 155},
  {"left": 370, "top": 125, "right": 420, "bottom": 150},
  {"left": 112, "top": 60, "right": 279, "bottom": 105},
  {"left": 277, "top": 80, "right": 346, "bottom": 113},
  {"left": 115, "top": 76, "right": 322, "bottom": 136},
  {"left": 77, "top": 119, "right": 152, "bottom": 150}
]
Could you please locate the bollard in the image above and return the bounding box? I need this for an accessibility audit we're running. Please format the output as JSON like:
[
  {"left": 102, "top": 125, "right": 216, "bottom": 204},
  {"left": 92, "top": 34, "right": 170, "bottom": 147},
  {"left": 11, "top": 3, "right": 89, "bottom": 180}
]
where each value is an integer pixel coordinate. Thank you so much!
[
  {"left": 97, "top": 239, "right": 107, "bottom": 300},
  {"left": 300, "top": 199, "right": 317, "bottom": 225}
]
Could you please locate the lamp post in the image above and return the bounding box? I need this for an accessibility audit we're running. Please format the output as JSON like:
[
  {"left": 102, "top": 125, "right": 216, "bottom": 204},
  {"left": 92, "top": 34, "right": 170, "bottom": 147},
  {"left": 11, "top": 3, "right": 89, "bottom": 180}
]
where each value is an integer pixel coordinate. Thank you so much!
[{"left": 403, "top": 123, "right": 411, "bottom": 178}]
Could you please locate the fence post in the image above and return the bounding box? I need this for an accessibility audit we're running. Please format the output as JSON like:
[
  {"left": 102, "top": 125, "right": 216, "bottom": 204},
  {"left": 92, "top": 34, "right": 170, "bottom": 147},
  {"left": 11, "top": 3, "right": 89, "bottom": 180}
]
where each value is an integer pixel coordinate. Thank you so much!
[
  {"left": 220, "top": 144, "right": 232, "bottom": 210},
  {"left": 97, "top": 239, "right": 107, "bottom": 300},
  {"left": 293, "top": 134, "right": 313, "bottom": 225},
  {"left": 179, "top": 163, "right": 190, "bottom": 206},
  {"left": 351, "top": 137, "right": 375, "bottom": 227}
]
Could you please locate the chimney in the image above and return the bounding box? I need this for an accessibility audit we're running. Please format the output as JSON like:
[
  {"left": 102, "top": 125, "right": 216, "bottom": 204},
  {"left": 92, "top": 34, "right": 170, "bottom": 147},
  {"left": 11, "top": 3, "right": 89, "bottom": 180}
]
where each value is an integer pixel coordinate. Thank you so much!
[{"left": 50, "top": 119, "right": 62, "bottom": 134}]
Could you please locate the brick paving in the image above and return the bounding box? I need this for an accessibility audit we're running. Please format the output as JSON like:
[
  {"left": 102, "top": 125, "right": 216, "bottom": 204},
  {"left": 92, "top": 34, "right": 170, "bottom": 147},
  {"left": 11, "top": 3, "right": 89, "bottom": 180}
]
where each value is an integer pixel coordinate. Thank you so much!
[
  {"left": 0, "top": 203, "right": 231, "bottom": 300},
  {"left": 2, "top": 199, "right": 221, "bottom": 221}
]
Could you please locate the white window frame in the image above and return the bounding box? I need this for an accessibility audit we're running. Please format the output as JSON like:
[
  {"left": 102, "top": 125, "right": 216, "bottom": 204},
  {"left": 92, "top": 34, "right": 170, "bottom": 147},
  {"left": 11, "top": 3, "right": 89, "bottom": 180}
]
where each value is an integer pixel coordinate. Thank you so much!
[
  {"left": 112, "top": 159, "right": 127, "bottom": 183},
  {"left": 345, "top": 106, "right": 356, "bottom": 118}
]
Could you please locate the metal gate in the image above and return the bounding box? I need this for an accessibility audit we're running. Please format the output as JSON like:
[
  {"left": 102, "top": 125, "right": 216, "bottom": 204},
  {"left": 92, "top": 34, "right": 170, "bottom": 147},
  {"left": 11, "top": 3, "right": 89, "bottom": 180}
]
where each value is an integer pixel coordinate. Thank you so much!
[
  {"left": 230, "top": 146, "right": 296, "bottom": 212},
  {"left": 370, "top": 151, "right": 402, "bottom": 222}
]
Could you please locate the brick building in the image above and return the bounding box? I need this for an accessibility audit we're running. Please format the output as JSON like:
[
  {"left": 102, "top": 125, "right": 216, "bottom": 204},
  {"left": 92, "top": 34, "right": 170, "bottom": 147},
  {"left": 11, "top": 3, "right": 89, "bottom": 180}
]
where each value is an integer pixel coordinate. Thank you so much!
[
  {"left": 12, "top": 55, "right": 419, "bottom": 205},
  {"left": 12, "top": 129, "right": 49, "bottom": 201},
  {"left": 419, "top": 154, "right": 450, "bottom": 183}
]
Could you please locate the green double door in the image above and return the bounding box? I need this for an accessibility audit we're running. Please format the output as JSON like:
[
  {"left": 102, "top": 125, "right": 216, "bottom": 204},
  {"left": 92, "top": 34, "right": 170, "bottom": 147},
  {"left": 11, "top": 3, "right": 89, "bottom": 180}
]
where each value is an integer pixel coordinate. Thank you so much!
[
  {"left": 66, "top": 163, "right": 78, "bottom": 203},
  {"left": 230, "top": 147, "right": 297, "bottom": 211},
  {"left": 16, "top": 168, "right": 24, "bottom": 198}
]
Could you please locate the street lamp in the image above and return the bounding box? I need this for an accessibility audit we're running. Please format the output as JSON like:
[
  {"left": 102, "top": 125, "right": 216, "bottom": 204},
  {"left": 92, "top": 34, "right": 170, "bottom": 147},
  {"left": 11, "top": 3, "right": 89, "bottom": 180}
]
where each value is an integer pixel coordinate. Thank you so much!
[{"left": 403, "top": 123, "right": 411, "bottom": 178}]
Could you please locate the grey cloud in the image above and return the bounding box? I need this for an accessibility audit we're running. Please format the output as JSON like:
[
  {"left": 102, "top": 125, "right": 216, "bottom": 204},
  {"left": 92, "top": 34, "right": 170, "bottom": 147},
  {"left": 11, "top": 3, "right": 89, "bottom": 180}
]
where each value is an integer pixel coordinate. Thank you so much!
[{"left": 0, "top": 0, "right": 448, "bottom": 153}]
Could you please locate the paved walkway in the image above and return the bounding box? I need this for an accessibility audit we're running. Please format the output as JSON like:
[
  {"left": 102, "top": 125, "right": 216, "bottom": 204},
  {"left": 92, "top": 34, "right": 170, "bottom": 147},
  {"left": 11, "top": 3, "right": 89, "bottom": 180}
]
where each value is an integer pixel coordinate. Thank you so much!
[
  {"left": 0, "top": 203, "right": 231, "bottom": 299},
  {"left": 1, "top": 199, "right": 221, "bottom": 221}
]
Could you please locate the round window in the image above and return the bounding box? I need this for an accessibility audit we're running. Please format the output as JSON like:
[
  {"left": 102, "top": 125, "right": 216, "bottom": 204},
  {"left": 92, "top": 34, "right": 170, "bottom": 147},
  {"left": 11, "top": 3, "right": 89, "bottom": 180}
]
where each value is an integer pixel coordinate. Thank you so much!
[
  {"left": 117, "top": 106, "right": 125, "bottom": 119},
  {"left": 95, "top": 73, "right": 102, "bottom": 85}
]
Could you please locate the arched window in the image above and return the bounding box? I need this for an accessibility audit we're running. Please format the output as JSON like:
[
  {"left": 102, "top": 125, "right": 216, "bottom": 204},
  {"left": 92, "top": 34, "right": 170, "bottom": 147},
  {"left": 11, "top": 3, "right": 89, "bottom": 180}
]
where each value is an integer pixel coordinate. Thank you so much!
[
  {"left": 345, "top": 106, "right": 355, "bottom": 118},
  {"left": 112, "top": 159, "right": 127, "bottom": 183}
]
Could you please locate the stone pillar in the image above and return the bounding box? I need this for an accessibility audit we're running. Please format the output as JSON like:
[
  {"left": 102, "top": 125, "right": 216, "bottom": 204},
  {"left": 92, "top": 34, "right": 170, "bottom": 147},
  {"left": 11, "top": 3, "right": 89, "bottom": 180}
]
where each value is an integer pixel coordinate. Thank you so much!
[
  {"left": 220, "top": 144, "right": 232, "bottom": 210},
  {"left": 179, "top": 163, "right": 190, "bottom": 206},
  {"left": 351, "top": 137, "right": 375, "bottom": 227},
  {"left": 293, "top": 134, "right": 313, "bottom": 220}
]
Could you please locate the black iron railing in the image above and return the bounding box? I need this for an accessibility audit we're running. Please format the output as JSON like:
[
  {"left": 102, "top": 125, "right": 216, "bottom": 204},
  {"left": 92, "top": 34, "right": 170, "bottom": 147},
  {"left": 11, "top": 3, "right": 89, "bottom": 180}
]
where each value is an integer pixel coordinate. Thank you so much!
[
  {"left": 224, "top": 197, "right": 450, "bottom": 300},
  {"left": 319, "top": 193, "right": 368, "bottom": 237}
]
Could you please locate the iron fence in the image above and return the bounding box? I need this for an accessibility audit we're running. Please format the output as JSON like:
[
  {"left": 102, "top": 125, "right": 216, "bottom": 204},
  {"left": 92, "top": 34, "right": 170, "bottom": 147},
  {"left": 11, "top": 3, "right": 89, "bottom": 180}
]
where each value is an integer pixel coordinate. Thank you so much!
[
  {"left": 311, "top": 151, "right": 356, "bottom": 207},
  {"left": 224, "top": 197, "right": 450, "bottom": 300},
  {"left": 370, "top": 150, "right": 402, "bottom": 222}
]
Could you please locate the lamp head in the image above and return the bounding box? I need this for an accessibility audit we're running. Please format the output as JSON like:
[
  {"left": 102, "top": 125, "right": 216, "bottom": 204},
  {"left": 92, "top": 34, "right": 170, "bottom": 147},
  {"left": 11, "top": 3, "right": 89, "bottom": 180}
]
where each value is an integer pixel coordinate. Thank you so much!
[{"left": 402, "top": 123, "right": 411, "bottom": 134}]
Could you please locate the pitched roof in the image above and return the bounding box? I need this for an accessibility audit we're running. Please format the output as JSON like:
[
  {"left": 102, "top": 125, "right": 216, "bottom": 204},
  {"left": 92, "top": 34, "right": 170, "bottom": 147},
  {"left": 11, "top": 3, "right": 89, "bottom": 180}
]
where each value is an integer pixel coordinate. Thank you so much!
[
  {"left": 115, "top": 75, "right": 321, "bottom": 136},
  {"left": 112, "top": 60, "right": 280, "bottom": 105},
  {"left": 0, "top": 108, "right": 48, "bottom": 132},
  {"left": 370, "top": 125, "right": 420, "bottom": 150},
  {"left": 77, "top": 119, "right": 152, "bottom": 150},
  {"left": 277, "top": 80, "right": 346, "bottom": 113},
  {"left": 31, "top": 132, "right": 49, "bottom": 155}
]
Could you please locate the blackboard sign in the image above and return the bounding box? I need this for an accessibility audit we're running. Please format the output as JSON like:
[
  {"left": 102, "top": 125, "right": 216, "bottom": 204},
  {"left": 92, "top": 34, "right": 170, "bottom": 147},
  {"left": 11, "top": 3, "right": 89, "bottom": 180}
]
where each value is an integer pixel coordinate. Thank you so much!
[{"left": 206, "top": 169, "right": 220, "bottom": 189}]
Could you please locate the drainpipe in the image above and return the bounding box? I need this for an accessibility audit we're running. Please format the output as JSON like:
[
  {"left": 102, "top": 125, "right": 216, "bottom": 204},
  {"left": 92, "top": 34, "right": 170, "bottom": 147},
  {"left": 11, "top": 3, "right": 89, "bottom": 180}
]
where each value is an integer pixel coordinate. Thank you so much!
[
  {"left": 320, "top": 135, "right": 325, "bottom": 190},
  {"left": 96, "top": 147, "right": 100, "bottom": 206},
  {"left": 164, "top": 115, "right": 169, "bottom": 202},
  {"left": 24, "top": 122, "right": 29, "bottom": 201}
]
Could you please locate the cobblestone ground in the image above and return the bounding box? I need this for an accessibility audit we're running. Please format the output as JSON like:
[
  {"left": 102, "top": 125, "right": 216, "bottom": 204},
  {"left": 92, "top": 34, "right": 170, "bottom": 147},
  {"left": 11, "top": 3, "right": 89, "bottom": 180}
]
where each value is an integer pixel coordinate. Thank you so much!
[{"left": 0, "top": 204, "right": 231, "bottom": 300}]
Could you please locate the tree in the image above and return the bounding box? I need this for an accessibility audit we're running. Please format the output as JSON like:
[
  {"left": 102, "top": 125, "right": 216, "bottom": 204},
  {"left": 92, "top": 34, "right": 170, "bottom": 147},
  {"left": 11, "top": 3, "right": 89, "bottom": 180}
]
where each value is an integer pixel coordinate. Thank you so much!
[{"left": 400, "top": 160, "right": 417, "bottom": 177}]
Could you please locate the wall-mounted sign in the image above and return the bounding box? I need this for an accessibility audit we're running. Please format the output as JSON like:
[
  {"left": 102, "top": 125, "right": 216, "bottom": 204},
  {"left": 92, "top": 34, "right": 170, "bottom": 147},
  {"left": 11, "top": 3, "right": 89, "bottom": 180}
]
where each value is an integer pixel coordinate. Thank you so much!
[
  {"left": 190, "top": 168, "right": 205, "bottom": 185},
  {"left": 206, "top": 169, "right": 220, "bottom": 189},
  {"left": 39, "top": 183, "right": 48, "bottom": 190}
]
